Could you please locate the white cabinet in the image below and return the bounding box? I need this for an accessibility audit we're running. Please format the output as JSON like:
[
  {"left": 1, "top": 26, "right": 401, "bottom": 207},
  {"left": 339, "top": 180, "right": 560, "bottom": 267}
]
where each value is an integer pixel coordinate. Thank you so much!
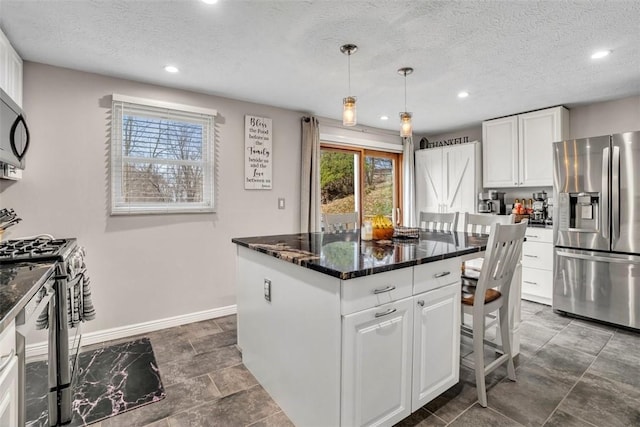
[
  {"left": 0, "top": 356, "right": 18, "bottom": 427},
  {"left": 412, "top": 283, "right": 460, "bottom": 411},
  {"left": 0, "top": 28, "right": 23, "bottom": 107},
  {"left": 341, "top": 298, "right": 414, "bottom": 427},
  {"left": 0, "top": 322, "right": 18, "bottom": 427},
  {"left": 415, "top": 142, "right": 481, "bottom": 223},
  {"left": 521, "top": 227, "right": 553, "bottom": 305},
  {"left": 483, "top": 107, "right": 568, "bottom": 188}
]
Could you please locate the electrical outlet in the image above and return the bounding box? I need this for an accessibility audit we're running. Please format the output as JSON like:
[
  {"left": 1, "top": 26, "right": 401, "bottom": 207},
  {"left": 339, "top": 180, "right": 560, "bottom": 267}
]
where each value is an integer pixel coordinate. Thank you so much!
[
  {"left": 264, "top": 279, "right": 271, "bottom": 301},
  {"left": 278, "top": 198, "right": 285, "bottom": 209}
]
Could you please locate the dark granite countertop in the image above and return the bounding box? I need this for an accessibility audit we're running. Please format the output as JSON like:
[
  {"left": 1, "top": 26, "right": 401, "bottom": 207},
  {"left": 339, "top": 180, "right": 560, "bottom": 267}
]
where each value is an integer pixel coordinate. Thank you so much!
[
  {"left": 232, "top": 230, "right": 489, "bottom": 280},
  {"left": 0, "top": 262, "right": 56, "bottom": 333}
]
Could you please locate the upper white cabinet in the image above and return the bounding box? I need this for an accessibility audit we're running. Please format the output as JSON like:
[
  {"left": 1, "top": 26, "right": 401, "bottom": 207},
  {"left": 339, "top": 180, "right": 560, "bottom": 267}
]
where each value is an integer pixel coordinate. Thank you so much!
[
  {"left": 0, "top": 28, "right": 23, "bottom": 107},
  {"left": 482, "top": 107, "right": 569, "bottom": 188},
  {"left": 415, "top": 141, "right": 481, "bottom": 221}
]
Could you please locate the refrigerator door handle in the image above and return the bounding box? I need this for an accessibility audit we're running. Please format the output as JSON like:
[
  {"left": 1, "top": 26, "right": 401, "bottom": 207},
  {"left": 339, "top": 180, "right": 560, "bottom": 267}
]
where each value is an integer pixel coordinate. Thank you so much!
[
  {"left": 556, "top": 250, "right": 640, "bottom": 265},
  {"left": 612, "top": 146, "right": 620, "bottom": 244},
  {"left": 601, "top": 147, "right": 609, "bottom": 240}
]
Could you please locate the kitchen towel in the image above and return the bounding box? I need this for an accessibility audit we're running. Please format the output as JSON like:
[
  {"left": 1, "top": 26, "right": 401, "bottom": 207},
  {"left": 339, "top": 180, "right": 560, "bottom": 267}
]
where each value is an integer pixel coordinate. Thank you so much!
[{"left": 35, "top": 246, "right": 96, "bottom": 329}]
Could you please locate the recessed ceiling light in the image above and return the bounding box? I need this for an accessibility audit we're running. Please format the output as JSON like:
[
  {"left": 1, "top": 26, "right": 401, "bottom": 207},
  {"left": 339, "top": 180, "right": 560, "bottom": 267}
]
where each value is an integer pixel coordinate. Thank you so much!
[
  {"left": 458, "top": 91, "right": 469, "bottom": 98},
  {"left": 202, "top": 0, "right": 218, "bottom": 4},
  {"left": 380, "top": 115, "right": 389, "bottom": 121},
  {"left": 591, "top": 50, "right": 612, "bottom": 59},
  {"left": 164, "top": 65, "right": 179, "bottom": 73}
]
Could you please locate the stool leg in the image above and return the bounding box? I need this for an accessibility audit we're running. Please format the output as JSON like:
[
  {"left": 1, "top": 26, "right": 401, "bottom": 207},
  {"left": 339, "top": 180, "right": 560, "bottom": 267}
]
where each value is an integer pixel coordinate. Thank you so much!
[
  {"left": 499, "top": 304, "right": 516, "bottom": 381},
  {"left": 473, "top": 309, "right": 488, "bottom": 407}
]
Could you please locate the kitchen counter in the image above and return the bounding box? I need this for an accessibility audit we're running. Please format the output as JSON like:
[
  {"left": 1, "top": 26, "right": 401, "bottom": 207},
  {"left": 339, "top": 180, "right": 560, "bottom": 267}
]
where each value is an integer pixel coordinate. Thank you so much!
[
  {"left": 233, "top": 230, "right": 522, "bottom": 426},
  {"left": 232, "top": 230, "right": 488, "bottom": 280},
  {"left": 0, "top": 262, "right": 56, "bottom": 332}
]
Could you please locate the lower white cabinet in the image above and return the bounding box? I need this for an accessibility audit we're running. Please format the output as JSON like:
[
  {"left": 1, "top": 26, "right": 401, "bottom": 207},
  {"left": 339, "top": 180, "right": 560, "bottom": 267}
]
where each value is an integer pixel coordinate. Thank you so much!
[
  {"left": 0, "top": 355, "right": 18, "bottom": 427},
  {"left": 521, "top": 227, "right": 554, "bottom": 305},
  {"left": 412, "top": 283, "right": 460, "bottom": 411},
  {"left": 341, "top": 298, "right": 414, "bottom": 427}
]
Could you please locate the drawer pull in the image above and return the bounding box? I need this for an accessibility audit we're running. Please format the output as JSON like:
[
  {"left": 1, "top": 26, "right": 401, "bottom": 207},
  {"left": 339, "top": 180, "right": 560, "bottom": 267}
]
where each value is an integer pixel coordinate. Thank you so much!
[
  {"left": 375, "top": 308, "right": 397, "bottom": 318},
  {"left": 0, "top": 349, "right": 15, "bottom": 372},
  {"left": 435, "top": 271, "right": 451, "bottom": 278},
  {"left": 525, "top": 235, "right": 539, "bottom": 239},
  {"left": 523, "top": 280, "right": 538, "bottom": 285},
  {"left": 417, "top": 300, "right": 425, "bottom": 307},
  {"left": 524, "top": 254, "right": 539, "bottom": 258},
  {"left": 373, "top": 285, "right": 396, "bottom": 294}
]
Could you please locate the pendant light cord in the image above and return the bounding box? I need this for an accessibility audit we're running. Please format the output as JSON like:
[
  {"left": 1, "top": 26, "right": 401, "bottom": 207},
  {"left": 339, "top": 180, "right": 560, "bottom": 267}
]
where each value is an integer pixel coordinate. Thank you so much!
[
  {"left": 404, "top": 71, "right": 407, "bottom": 112},
  {"left": 348, "top": 52, "right": 351, "bottom": 95}
]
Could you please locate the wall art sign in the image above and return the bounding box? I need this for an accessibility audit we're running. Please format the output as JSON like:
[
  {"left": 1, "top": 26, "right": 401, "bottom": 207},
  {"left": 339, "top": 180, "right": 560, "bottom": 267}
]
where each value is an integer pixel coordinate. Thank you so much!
[
  {"left": 424, "top": 136, "right": 470, "bottom": 149},
  {"left": 244, "top": 115, "right": 272, "bottom": 189}
]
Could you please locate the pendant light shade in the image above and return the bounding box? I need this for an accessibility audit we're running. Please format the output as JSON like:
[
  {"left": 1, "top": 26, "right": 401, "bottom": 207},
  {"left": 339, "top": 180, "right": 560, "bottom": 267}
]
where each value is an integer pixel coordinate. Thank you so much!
[
  {"left": 400, "top": 112, "right": 413, "bottom": 138},
  {"left": 343, "top": 96, "right": 357, "bottom": 126},
  {"left": 340, "top": 44, "right": 358, "bottom": 127},
  {"left": 398, "top": 67, "right": 414, "bottom": 137}
]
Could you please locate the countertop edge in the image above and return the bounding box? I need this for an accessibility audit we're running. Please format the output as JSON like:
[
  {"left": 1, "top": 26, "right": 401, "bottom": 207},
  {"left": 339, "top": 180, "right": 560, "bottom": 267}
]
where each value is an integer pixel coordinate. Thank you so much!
[{"left": 0, "top": 263, "right": 56, "bottom": 333}]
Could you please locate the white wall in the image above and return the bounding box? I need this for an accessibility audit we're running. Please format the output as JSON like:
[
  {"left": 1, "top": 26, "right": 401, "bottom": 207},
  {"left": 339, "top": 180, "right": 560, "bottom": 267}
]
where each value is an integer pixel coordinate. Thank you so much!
[
  {"left": 0, "top": 62, "right": 303, "bottom": 334},
  {"left": 569, "top": 95, "right": 640, "bottom": 139}
]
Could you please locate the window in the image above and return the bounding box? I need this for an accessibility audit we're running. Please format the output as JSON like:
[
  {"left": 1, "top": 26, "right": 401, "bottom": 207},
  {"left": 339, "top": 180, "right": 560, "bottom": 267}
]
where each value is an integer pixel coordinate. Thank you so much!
[
  {"left": 110, "top": 95, "right": 216, "bottom": 214},
  {"left": 320, "top": 144, "right": 402, "bottom": 227}
]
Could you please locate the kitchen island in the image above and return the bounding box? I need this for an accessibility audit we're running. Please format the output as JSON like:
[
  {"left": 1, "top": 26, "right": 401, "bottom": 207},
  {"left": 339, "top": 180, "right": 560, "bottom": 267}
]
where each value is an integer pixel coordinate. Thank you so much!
[{"left": 232, "top": 230, "right": 521, "bottom": 427}]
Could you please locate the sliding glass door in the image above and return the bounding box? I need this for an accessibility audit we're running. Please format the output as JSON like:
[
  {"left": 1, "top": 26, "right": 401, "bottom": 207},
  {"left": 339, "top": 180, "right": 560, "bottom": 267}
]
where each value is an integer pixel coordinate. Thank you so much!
[{"left": 320, "top": 144, "right": 401, "bottom": 227}]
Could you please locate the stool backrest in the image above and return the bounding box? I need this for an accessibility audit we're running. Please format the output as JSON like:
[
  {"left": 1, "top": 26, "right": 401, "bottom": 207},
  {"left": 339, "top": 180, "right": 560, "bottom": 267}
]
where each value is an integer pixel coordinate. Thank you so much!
[
  {"left": 323, "top": 212, "right": 358, "bottom": 233},
  {"left": 419, "top": 211, "right": 459, "bottom": 232},
  {"left": 474, "top": 220, "right": 527, "bottom": 312},
  {"left": 462, "top": 213, "right": 514, "bottom": 234}
]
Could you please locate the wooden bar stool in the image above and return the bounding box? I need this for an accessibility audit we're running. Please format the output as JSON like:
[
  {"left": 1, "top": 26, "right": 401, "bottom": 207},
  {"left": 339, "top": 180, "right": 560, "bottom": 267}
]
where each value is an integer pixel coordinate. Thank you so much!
[
  {"left": 460, "top": 220, "right": 527, "bottom": 407},
  {"left": 418, "top": 211, "right": 459, "bottom": 232}
]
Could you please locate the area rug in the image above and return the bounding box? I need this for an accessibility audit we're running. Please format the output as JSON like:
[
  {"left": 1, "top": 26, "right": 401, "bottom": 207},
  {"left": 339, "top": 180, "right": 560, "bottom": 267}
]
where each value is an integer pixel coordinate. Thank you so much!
[{"left": 70, "top": 337, "right": 166, "bottom": 426}]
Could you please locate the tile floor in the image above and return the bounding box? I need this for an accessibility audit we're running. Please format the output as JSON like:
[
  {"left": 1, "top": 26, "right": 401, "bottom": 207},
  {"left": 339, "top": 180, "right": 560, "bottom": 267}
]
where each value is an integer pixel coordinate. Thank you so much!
[{"left": 86, "top": 301, "right": 639, "bottom": 427}]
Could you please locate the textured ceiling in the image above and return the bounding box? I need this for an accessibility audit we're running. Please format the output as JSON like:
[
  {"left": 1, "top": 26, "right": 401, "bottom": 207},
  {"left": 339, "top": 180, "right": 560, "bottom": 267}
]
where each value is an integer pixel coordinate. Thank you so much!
[{"left": 0, "top": 0, "right": 639, "bottom": 135}]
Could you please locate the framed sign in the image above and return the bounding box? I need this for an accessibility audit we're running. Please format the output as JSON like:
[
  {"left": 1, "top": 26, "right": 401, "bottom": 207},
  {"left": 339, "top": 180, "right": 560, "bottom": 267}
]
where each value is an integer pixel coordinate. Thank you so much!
[{"left": 244, "top": 115, "right": 272, "bottom": 189}]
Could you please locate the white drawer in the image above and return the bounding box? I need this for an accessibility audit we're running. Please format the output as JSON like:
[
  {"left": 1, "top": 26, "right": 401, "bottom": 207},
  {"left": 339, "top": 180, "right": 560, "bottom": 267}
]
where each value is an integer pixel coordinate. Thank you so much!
[
  {"left": 341, "top": 268, "right": 413, "bottom": 315},
  {"left": 521, "top": 267, "right": 553, "bottom": 300},
  {"left": 522, "top": 241, "right": 553, "bottom": 270},
  {"left": 414, "top": 257, "right": 461, "bottom": 295},
  {"left": 524, "top": 227, "right": 553, "bottom": 243}
]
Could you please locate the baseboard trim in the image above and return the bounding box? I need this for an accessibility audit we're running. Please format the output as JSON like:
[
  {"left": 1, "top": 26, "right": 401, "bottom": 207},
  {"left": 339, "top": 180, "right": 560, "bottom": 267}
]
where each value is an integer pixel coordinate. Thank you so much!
[{"left": 26, "top": 305, "right": 237, "bottom": 359}]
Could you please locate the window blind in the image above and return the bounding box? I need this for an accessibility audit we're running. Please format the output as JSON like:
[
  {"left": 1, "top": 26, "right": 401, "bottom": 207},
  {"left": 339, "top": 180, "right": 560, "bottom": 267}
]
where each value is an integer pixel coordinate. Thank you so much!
[{"left": 110, "top": 97, "right": 215, "bottom": 214}]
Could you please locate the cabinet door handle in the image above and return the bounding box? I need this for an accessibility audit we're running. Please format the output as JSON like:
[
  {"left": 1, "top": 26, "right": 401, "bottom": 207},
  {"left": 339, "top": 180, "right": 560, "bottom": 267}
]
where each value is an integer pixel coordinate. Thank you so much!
[
  {"left": 524, "top": 254, "right": 539, "bottom": 258},
  {"left": 525, "top": 235, "right": 539, "bottom": 239},
  {"left": 0, "top": 349, "right": 15, "bottom": 372},
  {"left": 435, "top": 271, "right": 451, "bottom": 278},
  {"left": 375, "top": 308, "right": 397, "bottom": 318},
  {"left": 417, "top": 300, "right": 425, "bottom": 307},
  {"left": 523, "top": 280, "right": 538, "bottom": 285},
  {"left": 373, "top": 285, "right": 396, "bottom": 294},
  {"left": 514, "top": 182, "right": 517, "bottom": 185}
]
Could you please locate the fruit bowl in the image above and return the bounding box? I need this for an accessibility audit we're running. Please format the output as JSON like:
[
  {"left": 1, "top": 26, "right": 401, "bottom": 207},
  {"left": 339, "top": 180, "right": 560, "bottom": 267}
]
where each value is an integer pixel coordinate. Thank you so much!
[
  {"left": 370, "top": 214, "right": 394, "bottom": 240},
  {"left": 373, "top": 227, "right": 394, "bottom": 240}
]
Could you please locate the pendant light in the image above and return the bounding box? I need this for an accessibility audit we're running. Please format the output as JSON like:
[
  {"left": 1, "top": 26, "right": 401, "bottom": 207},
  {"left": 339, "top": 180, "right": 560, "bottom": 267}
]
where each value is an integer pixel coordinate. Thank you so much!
[
  {"left": 398, "top": 67, "right": 414, "bottom": 137},
  {"left": 340, "top": 44, "right": 358, "bottom": 126}
]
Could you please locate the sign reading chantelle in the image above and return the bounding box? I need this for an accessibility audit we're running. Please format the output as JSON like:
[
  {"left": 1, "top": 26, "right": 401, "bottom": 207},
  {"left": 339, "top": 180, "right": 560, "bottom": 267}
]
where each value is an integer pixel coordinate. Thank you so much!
[{"left": 244, "top": 115, "right": 272, "bottom": 190}]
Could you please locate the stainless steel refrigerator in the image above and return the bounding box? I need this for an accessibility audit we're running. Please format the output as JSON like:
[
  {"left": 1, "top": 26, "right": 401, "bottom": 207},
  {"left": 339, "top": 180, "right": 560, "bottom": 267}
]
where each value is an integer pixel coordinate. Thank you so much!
[{"left": 553, "top": 131, "right": 640, "bottom": 329}]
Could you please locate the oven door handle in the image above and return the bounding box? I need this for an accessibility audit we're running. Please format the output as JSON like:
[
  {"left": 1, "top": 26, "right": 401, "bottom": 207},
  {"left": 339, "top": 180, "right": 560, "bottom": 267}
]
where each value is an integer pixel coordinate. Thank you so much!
[{"left": 16, "top": 283, "right": 55, "bottom": 337}]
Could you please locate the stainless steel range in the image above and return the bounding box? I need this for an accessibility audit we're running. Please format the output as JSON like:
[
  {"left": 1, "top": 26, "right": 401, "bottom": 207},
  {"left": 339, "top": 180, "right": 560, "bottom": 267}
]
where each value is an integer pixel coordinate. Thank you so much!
[{"left": 0, "top": 237, "right": 80, "bottom": 426}]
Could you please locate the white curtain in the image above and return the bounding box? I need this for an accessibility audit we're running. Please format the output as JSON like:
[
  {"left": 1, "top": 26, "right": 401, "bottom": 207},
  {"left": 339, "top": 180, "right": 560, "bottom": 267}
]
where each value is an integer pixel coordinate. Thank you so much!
[
  {"left": 300, "top": 117, "right": 322, "bottom": 232},
  {"left": 402, "top": 136, "right": 416, "bottom": 226}
]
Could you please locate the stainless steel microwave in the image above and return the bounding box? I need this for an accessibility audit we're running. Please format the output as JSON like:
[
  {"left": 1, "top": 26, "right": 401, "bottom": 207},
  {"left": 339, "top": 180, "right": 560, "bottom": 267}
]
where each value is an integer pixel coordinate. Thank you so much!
[{"left": 0, "top": 87, "right": 29, "bottom": 169}]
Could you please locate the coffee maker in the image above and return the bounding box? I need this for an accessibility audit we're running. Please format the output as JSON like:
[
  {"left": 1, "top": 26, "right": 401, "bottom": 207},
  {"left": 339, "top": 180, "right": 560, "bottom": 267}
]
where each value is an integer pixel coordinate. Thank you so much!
[
  {"left": 488, "top": 190, "right": 506, "bottom": 214},
  {"left": 477, "top": 192, "right": 492, "bottom": 213},
  {"left": 531, "top": 191, "right": 547, "bottom": 224}
]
